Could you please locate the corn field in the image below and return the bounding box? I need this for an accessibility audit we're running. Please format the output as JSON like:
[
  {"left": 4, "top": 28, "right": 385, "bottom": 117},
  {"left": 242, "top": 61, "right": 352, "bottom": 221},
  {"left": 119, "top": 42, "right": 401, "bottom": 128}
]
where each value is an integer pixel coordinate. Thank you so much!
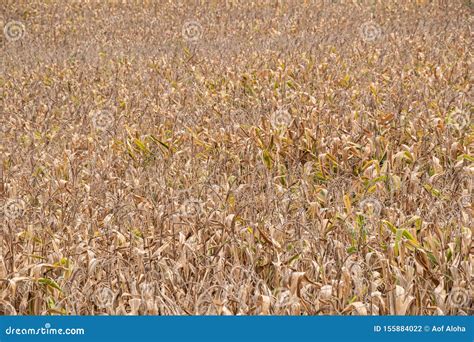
[{"left": 0, "top": 0, "right": 472, "bottom": 315}]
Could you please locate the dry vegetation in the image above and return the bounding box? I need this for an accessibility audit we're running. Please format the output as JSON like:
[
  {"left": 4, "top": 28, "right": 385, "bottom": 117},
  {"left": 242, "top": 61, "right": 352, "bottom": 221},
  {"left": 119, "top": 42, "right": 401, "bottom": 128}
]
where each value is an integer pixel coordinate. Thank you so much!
[{"left": 0, "top": 0, "right": 473, "bottom": 316}]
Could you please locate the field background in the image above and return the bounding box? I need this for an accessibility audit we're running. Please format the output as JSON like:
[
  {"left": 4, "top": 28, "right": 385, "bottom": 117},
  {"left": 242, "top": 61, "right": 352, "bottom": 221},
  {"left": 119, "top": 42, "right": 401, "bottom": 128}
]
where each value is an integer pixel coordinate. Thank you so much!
[{"left": 0, "top": 0, "right": 472, "bottom": 315}]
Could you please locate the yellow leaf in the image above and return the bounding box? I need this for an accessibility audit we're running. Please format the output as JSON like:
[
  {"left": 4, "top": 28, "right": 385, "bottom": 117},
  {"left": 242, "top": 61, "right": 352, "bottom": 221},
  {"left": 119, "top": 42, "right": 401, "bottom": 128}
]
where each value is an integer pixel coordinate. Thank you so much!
[
  {"left": 262, "top": 149, "right": 272, "bottom": 170},
  {"left": 343, "top": 194, "right": 352, "bottom": 213}
]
